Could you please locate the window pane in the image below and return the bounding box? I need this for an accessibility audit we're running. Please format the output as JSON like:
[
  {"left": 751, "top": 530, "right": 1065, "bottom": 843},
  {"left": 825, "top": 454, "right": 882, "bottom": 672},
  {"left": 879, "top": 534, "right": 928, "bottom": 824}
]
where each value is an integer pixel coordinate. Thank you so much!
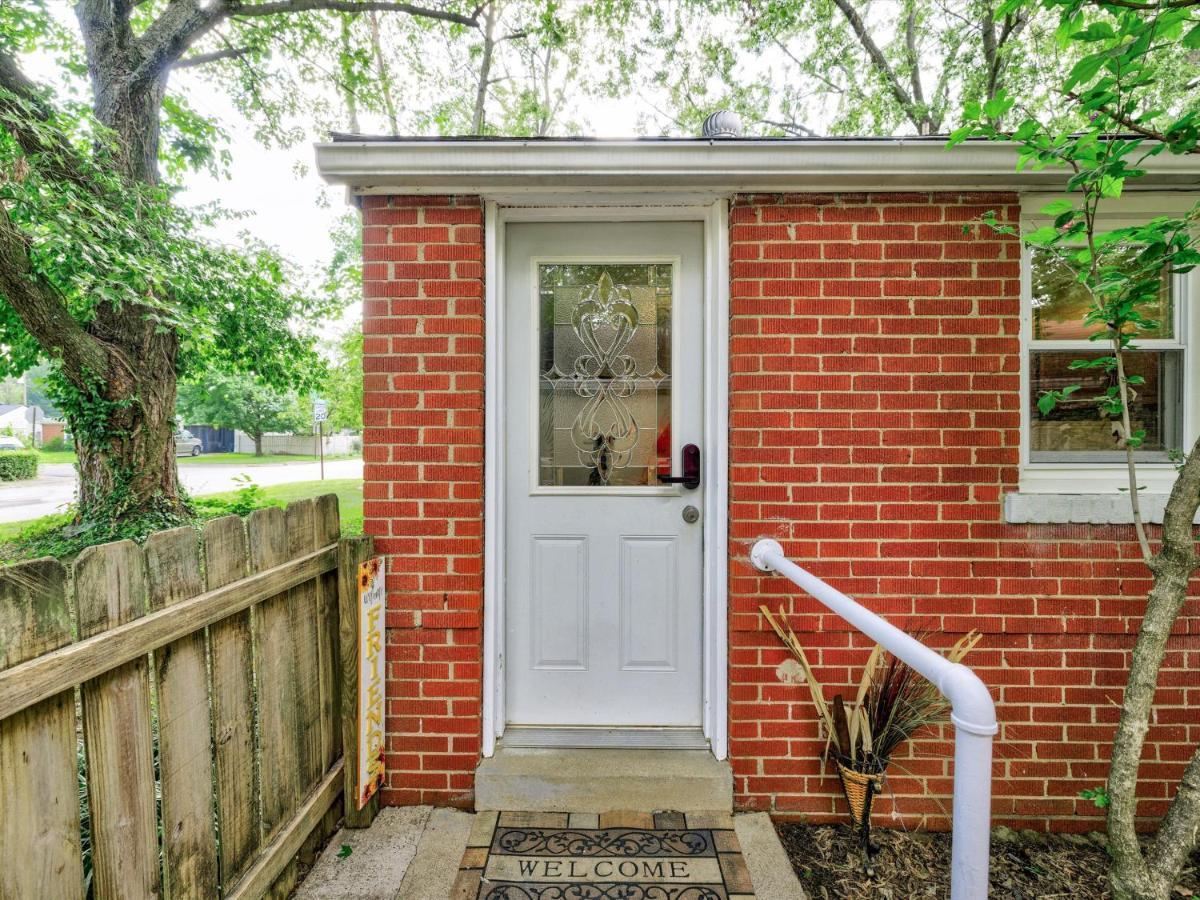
[
  {"left": 537, "top": 264, "right": 672, "bottom": 487},
  {"left": 1029, "top": 350, "right": 1182, "bottom": 461},
  {"left": 1031, "top": 248, "right": 1172, "bottom": 341}
]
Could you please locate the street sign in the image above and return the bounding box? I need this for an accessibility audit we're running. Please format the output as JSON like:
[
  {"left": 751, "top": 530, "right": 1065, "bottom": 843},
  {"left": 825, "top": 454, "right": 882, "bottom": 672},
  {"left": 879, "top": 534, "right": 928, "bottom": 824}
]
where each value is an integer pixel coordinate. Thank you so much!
[{"left": 313, "top": 400, "right": 328, "bottom": 423}]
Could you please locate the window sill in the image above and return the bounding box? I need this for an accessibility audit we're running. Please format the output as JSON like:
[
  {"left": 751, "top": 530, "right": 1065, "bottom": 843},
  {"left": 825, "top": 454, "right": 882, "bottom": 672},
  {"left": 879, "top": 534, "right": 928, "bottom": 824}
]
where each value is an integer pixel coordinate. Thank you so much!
[{"left": 1003, "top": 492, "right": 1200, "bottom": 525}]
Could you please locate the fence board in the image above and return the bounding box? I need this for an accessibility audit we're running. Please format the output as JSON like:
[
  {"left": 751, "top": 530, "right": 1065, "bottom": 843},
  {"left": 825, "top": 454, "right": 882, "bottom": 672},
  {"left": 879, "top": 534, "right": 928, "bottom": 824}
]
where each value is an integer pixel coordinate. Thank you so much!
[
  {"left": 314, "top": 495, "right": 344, "bottom": 846},
  {"left": 146, "top": 527, "right": 219, "bottom": 899},
  {"left": 204, "top": 515, "right": 259, "bottom": 889},
  {"left": 224, "top": 761, "right": 344, "bottom": 900},
  {"left": 0, "top": 544, "right": 337, "bottom": 722},
  {"left": 338, "top": 537, "right": 379, "bottom": 829},
  {"left": 249, "top": 506, "right": 300, "bottom": 899},
  {"left": 75, "top": 540, "right": 160, "bottom": 900},
  {"left": 0, "top": 558, "right": 84, "bottom": 899},
  {"left": 314, "top": 494, "right": 342, "bottom": 770},
  {"left": 286, "top": 498, "right": 324, "bottom": 795}
]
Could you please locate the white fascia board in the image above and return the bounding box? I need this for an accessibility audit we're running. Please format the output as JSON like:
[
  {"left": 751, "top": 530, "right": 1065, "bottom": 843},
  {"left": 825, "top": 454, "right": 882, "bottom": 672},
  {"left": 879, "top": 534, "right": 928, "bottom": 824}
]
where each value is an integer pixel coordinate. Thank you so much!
[{"left": 313, "top": 139, "right": 1200, "bottom": 195}]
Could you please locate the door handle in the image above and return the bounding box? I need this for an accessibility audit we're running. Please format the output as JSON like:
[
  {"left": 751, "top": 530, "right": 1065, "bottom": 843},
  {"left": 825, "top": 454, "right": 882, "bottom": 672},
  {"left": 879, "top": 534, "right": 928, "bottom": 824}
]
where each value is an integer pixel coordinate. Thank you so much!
[{"left": 658, "top": 443, "right": 701, "bottom": 490}]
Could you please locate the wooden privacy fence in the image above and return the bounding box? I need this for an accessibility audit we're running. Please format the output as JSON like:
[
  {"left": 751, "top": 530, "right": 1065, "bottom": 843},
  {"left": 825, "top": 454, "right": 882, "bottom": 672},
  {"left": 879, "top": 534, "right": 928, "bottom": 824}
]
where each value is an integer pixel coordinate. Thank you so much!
[{"left": 0, "top": 495, "right": 376, "bottom": 900}]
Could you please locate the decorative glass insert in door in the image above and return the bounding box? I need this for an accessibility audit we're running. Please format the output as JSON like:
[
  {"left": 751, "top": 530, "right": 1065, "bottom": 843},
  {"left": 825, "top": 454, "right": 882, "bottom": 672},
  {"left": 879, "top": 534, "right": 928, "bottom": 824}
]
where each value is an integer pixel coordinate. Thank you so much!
[{"left": 538, "top": 263, "right": 672, "bottom": 487}]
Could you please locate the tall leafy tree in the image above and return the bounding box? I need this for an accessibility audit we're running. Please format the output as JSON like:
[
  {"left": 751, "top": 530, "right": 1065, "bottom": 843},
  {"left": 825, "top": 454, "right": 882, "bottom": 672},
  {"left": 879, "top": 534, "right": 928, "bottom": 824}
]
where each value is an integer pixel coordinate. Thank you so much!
[
  {"left": 0, "top": 0, "right": 480, "bottom": 529},
  {"left": 321, "top": 325, "right": 364, "bottom": 432},
  {"left": 177, "top": 371, "right": 304, "bottom": 456},
  {"left": 952, "top": 0, "right": 1199, "bottom": 896}
]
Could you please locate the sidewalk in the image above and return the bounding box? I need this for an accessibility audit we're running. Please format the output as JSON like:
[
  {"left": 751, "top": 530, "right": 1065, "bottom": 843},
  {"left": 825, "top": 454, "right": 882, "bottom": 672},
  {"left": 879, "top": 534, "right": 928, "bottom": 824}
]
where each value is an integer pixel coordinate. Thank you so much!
[{"left": 296, "top": 807, "right": 804, "bottom": 900}]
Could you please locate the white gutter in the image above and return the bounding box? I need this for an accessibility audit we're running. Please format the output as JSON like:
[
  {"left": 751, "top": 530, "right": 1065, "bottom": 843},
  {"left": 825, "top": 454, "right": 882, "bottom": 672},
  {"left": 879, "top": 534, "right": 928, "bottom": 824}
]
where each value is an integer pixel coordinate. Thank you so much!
[
  {"left": 314, "top": 138, "right": 1200, "bottom": 195},
  {"left": 750, "top": 538, "right": 998, "bottom": 900}
]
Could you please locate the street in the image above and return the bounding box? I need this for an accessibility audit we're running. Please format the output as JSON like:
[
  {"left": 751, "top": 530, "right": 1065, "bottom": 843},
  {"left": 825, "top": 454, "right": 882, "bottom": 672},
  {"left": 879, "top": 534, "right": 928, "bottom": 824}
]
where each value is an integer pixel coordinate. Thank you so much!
[{"left": 0, "top": 457, "right": 364, "bottom": 524}]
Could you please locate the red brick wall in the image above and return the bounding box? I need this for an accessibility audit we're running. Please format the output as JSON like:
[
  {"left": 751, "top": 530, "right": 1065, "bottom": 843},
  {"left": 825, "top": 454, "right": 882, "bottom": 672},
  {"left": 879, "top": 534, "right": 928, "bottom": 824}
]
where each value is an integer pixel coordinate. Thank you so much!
[
  {"left": 728, "top": 191, "right": 1199, "bottom": 832},
  {"left": 361, "top": 189, "right": 1199, "bottom": 830},
  {"left": 361, "top": 194, "right": 485, "bottom": 807}
]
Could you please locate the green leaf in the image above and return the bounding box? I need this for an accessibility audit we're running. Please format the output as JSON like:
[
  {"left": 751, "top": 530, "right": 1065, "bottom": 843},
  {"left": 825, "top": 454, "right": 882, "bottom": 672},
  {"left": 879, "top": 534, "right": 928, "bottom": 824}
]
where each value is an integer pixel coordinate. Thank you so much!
[
  {"left": 1039, "top": 199, "right": 1074, "bottom": 217},
  {"left": 983, "top": 94, "right": 1014, "bottom": 120},
  {"left": 1037, "top": 392, "right": 1058, "bottom": 415},
  {"left": 1183, "top": 23, "right": 1200, "bottom": 49},
  {"left": 1065, "top": 54, "right": 1106, "bottom": 91},
  {"left": 337, "top": 844, "right": 353, "bottom": 860},
  {"left": 1024, "top": 226, "right": 1060, "bottom": 245}
]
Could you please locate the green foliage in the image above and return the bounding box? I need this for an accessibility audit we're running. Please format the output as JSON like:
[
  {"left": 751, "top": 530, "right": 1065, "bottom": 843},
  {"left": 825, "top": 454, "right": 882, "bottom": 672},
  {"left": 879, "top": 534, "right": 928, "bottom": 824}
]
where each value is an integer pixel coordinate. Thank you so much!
[
  {"left": 191, "top": 475, "right": 278, "bottom": 518},
  {"left": 1081, "top": 785, "right": 1111, "bottom": 809},
  {"left": 177, "top": 372, "right": 308, "bottom": 448},
  {"left": 322, "top": 324, "right": 365, "bottom": 432},
  {"left": 952, "top": 0, "right": 1200, "bottom": 429},
  {"left": 41, "top": 434, "right": 67, "bottom": 453},
  {"left": 0, "top": 449, "right": 37, "bottom": 480}
]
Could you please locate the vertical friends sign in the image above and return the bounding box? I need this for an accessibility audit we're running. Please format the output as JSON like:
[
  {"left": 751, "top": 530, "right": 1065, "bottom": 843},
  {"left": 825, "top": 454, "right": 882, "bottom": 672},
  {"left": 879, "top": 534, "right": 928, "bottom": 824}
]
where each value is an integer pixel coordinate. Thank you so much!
[{"left": 357, "top": 557, "right": 386, "bottom": 809}]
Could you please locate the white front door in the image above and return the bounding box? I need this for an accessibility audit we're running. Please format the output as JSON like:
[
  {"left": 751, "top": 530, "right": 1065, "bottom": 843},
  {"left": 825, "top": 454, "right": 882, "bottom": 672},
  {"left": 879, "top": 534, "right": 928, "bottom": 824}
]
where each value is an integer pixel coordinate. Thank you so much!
[{"left": 504, "top": 221, "right": 705, "bottom": 731}]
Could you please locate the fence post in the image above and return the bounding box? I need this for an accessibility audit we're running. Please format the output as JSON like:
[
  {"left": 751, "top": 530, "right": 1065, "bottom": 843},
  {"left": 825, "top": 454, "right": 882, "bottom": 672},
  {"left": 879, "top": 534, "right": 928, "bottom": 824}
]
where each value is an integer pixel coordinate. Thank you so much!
[{"left": 338, "top": 535, "right": 379, "bottom": 828}]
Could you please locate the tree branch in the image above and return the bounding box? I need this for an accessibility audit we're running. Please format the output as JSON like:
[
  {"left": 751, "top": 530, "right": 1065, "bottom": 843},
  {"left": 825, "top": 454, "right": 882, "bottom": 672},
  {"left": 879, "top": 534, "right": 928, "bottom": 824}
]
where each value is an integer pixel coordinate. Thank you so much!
[
  {"left": 225, "top": 0, "right": 478, "bottom": 25},
  {"left": 131, "top": 0, "right": 228, "bottom": 88},
  {"left": 1090, "top": 0, "right": 1199, "bottom": 9},
  {"left": 172, "top": 46, "right": 253, "bottom": 69},
  {"left": 133, "top": 0, "right": 478, "bottom": 91},
  {"left": 0, "top": 212, "right": 109, "bottom": 382},
  {"left": 828, "top": 0, "right": 922, "bottom": 131},
  {"left": 1065, "top": 90, "right": 1200, "bottom": 153},
  {"left": 0, "top": 52, "right": 93, "bottom": 189},
  {"left": 761, "top": 118, "right": 818, "bottom": 137}
]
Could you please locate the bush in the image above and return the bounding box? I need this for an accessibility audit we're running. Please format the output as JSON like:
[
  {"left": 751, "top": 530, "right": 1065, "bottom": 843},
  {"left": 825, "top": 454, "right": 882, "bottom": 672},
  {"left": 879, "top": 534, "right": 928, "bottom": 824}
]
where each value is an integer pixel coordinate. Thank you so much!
[
  {"left": 42, "top": 435, "right": 69, "bottom": 452},
  {"left": 0, "top": 450, "right": 38, "bottom": 481}
]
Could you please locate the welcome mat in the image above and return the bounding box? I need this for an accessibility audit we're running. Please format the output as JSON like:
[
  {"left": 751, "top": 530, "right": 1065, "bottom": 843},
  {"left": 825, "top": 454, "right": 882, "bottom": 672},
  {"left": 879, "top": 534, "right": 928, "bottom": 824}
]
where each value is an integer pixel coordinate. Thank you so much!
[{"left": 452, "top": 810, "right": 755, "bottom": 899}]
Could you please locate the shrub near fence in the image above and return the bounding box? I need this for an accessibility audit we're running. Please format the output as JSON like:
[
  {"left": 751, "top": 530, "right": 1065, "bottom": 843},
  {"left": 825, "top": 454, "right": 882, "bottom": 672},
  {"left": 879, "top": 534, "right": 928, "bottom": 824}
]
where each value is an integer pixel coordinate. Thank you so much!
[
  {"left": 0, "top": 495, "right": 376, "bottom": 899},
  {"left": 0, "top": 450, "right": 37, "bottom": 481}
]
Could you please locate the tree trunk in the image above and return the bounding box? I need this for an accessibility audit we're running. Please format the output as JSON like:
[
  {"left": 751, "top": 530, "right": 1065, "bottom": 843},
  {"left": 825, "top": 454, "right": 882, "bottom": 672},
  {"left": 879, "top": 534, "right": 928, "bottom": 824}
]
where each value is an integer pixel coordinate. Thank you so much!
[
  {"left": 254, "top": 433, "right": 264, "bottom": 457},
  {"left": 472, "top": 1, "right": 498, "bottom": 134},
  {"left": 69, "top": 11, "right": 187, "bottom": 519},
  {"left": 71, "top": 291, "right": 185, "bottom": 519},
  {"left": 1107, "top": 431, "right": 1200, "bottom": 899}
]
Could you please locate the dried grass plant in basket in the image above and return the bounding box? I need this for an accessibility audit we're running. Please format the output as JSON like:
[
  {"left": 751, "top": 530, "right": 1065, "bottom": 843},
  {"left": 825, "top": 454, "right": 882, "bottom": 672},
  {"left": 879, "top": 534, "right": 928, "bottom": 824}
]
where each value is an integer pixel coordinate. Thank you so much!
[{"left": 761, "top": 605, "right": 981, "bottom": 872}]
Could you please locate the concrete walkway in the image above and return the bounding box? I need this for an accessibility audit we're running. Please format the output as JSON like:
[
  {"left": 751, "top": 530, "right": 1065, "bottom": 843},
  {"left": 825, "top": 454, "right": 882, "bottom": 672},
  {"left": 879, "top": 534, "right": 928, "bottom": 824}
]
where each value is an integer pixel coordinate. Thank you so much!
[{"left": 297, "top": 808, "right": 804, "bottom": 900}]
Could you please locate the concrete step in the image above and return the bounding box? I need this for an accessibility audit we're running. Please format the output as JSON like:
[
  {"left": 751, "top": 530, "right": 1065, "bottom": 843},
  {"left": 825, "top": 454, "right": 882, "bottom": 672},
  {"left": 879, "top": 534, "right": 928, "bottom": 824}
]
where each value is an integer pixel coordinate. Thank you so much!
[{"left": 474, "top": 748, "right": 733, "bottom": 813}]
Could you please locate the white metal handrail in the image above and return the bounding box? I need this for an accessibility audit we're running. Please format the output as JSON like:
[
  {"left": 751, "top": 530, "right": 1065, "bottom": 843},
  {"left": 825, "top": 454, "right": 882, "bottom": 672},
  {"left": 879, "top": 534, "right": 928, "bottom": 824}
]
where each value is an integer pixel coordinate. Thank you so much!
[{"left": 750, "top": 538, "right": 998, "bottom": 900}]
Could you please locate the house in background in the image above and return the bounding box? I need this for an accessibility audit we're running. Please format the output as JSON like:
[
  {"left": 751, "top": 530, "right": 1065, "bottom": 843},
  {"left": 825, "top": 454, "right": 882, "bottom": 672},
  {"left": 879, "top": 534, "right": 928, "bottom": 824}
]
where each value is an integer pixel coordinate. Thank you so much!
[
  {"left": 0, "top": 404, "right": 51, "bottom": 443},
  {"left": 316, "top": 129, "right": 1200, "bottom": 832}
]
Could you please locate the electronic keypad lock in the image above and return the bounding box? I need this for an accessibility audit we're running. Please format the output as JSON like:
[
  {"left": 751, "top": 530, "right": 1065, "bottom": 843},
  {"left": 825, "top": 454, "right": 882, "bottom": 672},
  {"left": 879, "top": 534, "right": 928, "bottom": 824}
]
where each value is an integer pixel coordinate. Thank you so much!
[{"left": 658, "top": 443, "right": 701, "bottom": 490}]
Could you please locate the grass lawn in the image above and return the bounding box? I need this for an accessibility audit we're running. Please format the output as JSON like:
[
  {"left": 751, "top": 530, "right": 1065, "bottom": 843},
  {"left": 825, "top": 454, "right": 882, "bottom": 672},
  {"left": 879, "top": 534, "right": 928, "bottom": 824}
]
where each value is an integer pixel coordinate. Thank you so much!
[
  {"left": 0, "top": 478, "right": 363, "bottom": 563},
  {"left": 181, "top": 452, "right": 360, "bottom": 465},
  {"left": 194, "top": 478, "right": 364, "bottom": 535},
  {"left": 37, "top": 450, "right": 77, "bottom": 465}
]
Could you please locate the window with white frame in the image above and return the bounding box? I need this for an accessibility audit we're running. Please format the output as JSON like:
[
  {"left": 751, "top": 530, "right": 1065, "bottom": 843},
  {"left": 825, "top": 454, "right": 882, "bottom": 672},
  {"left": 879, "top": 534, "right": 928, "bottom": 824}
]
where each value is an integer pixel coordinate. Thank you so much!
[
  {"left": 1027, "top": 248, "right": 1184, "bottom": 463},
  {"left": 1019, "top": 193, "right": 1197, "bottom": 495}
]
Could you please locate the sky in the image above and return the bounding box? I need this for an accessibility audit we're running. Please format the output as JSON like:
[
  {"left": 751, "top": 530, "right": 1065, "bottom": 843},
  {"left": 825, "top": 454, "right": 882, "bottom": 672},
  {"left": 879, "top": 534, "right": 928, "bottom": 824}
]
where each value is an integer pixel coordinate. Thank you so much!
[{"left": 171, "top": 76, "right": 645, "bottom": 280}]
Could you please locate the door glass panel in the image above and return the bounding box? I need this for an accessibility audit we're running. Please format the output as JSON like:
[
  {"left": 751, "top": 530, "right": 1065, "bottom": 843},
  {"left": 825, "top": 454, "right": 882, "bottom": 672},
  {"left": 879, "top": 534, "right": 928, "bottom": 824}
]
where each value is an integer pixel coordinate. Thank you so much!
[{"left": 538, "top": 263, "right": 672, "bottom": 487}]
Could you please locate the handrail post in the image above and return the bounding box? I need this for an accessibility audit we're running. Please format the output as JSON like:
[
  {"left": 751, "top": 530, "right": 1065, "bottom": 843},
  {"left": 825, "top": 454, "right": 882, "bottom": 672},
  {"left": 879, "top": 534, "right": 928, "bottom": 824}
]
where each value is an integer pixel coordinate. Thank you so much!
[{"left": 751, "top": 538, "right": 997, "bottom": 900}]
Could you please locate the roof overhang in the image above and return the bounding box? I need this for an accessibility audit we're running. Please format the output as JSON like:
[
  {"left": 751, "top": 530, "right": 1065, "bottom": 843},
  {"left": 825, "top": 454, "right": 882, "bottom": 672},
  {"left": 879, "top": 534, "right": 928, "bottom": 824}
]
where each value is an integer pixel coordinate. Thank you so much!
[{"left": 314, "top": 138, "right": 1200, "bottom": 197}]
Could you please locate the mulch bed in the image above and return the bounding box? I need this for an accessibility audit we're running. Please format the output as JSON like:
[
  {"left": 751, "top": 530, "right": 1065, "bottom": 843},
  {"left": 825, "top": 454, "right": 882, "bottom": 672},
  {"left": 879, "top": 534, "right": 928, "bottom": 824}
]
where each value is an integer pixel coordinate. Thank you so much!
[{"left": 775, "top": 822, "right": 1200, "bottom": 900}]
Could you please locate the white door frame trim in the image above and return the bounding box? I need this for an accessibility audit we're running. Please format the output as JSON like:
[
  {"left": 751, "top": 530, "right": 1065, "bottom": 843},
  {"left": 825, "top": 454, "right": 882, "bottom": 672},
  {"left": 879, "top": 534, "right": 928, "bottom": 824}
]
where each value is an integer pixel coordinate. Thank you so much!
[{"left": 481, "top": 199, "right": 730, "bottom": 760}]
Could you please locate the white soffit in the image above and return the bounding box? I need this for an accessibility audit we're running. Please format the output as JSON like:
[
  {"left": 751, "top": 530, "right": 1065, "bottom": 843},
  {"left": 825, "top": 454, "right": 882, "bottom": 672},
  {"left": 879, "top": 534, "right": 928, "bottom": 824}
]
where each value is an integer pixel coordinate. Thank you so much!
[{"left": 313, "top": 138, "right": 1200, "bottom": 196}]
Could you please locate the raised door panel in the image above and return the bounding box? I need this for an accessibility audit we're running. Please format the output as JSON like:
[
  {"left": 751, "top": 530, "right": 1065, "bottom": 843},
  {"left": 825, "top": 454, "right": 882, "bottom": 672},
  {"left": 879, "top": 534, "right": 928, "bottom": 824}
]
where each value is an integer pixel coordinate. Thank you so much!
[{"left": 619, "top": 536, "right": 678, "bottom": 671}]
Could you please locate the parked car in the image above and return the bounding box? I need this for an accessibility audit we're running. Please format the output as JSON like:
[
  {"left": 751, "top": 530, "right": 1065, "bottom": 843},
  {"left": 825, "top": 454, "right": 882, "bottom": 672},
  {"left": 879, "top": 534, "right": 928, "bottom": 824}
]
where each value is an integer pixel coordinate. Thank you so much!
[
  {"left": 0, "top": 435, "right": 24, "bottom": 451},
  {"left": 174, "top": 430, "right": 202, "bottom": 457}
]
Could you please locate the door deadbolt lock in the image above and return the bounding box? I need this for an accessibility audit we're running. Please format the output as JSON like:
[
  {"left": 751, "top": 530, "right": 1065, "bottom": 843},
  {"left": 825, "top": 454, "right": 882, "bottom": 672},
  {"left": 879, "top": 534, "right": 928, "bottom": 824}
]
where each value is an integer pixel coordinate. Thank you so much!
[{"left": 682, "top": 505, "right": 700, "bottom": 524}]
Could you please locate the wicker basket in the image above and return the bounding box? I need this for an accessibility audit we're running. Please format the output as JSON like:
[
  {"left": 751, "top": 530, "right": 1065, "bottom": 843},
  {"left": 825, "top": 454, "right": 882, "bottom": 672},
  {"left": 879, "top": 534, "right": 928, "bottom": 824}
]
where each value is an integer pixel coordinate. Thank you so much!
[{"left": 837, "top": 762, "right": 881, "bottom": 826}]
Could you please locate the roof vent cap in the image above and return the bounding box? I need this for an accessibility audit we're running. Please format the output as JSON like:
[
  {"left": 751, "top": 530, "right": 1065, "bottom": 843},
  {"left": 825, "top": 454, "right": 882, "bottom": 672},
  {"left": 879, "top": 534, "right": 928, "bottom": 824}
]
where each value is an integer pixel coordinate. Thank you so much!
[{"left": 702, "top": 109, "right": 742, "bottom": 139}]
